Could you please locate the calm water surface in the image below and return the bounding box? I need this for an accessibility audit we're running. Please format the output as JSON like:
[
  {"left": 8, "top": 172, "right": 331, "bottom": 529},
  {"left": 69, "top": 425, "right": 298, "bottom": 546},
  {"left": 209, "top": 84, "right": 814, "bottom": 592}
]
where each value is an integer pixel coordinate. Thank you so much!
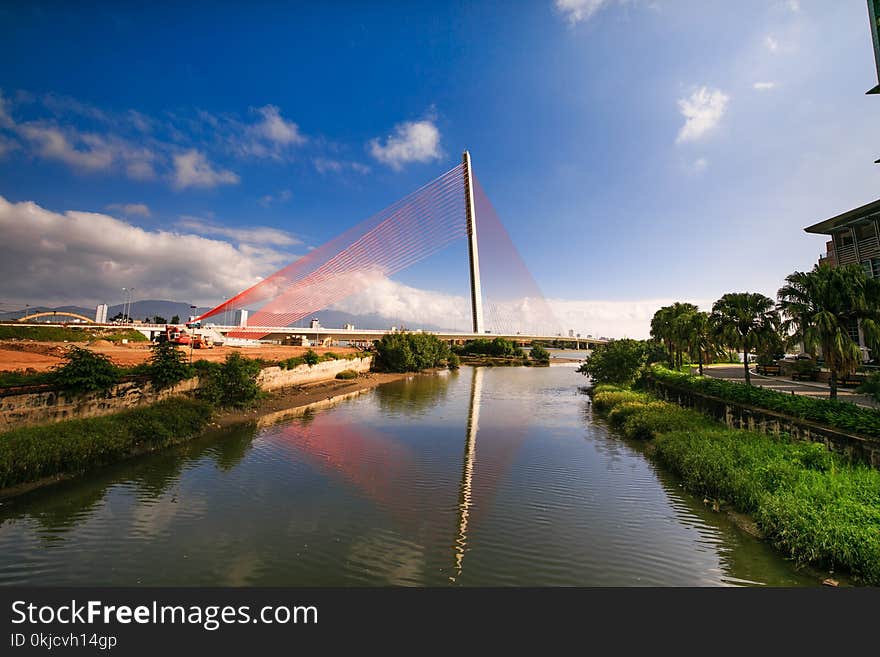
[{"left": 0, "top": 365, "right": 817, "bottom": 586}]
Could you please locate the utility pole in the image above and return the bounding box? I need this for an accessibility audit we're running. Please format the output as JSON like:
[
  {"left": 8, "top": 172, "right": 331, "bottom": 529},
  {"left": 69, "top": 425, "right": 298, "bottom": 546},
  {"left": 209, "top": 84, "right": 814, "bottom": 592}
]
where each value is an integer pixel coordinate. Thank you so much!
[{"left": 462, "top": 150, "right": 484, "bottom": 335}]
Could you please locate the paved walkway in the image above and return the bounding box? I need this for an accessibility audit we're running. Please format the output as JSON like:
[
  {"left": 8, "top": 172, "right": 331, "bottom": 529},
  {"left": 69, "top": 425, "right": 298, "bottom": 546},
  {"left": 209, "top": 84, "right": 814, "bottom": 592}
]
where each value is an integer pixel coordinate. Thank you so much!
[{"left": 696, "top": 365, "right": 880, "bottom": 409}]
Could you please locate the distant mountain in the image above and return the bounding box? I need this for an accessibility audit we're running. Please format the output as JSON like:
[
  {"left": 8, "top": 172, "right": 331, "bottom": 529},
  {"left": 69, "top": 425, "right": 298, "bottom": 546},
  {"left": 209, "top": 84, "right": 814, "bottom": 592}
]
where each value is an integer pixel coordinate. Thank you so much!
[
  {"left": 2, "top": 300, "right": 458, "bottom": 331},
  {"left": 0, "top": 305, "right": 94, "bottom": 321}
]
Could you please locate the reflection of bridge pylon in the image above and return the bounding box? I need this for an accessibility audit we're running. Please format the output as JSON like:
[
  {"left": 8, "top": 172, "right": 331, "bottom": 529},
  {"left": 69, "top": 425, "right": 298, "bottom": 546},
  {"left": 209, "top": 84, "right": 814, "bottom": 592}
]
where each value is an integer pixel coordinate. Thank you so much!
[{"left": 451, "top": 366, "right": 483, "bottom": 582}]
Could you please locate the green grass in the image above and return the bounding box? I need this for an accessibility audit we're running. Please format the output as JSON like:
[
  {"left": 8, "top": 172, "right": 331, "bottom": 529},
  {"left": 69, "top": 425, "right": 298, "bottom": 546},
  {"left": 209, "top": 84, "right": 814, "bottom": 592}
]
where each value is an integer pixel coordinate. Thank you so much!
[
  {"left": 592, "top": 383, "right": 880, "bottom": 584},
  {"left": 648, "top": 364, "right": 880, "bottom": 437},
  {"left": 0, "top": 325, "right": 147, "bottom": 342},
  {"left": 0, "top": 398, "right": 213, "bottom": 489}
]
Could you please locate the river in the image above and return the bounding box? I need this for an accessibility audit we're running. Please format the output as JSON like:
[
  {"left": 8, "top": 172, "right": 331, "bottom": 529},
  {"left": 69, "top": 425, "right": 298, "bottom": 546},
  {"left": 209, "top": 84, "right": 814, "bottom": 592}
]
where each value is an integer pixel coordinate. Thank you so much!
[{"left": 0, "top": 365, "right": 817, "bottom": 586}]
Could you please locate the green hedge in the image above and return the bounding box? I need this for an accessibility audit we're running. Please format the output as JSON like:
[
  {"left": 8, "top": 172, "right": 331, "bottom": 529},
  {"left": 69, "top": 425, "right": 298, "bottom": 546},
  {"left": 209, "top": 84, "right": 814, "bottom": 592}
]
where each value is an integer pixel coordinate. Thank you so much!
[
  {"left": 647, "top": 365, "right": 880, "bottom": 437},
  {"left": 593, "top": 383, "right": 880, "bottom": 584},
  {"left": 0, "top": 398, "right": 213, "bottom": 489}
]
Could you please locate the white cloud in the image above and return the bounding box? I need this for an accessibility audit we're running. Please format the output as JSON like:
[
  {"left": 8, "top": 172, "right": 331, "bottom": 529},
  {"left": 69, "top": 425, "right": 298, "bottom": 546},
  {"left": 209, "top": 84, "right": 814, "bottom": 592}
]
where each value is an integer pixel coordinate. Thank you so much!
[
  {"left": 369, "top": 119, "right": 442, "bottom": 170},
  {"left": 252, "top": 105, "right": 304, "bottom": 145},
  {"left": 331, "top": 277, "right": 472, "bottom": 330},
  {"left": 676, "top": 86, "right": 730, "bottom": 144},
  {"left": 177, "top": 216, "right": 300, "bottom": 246},
  {"left": 314, "top": 157, "right": 372, "bottom": 175},
  {"left": 17, "top": 124, "right": 115, "bottom": 171},
  {"left": 314, "top": 157, "right": 342, "bottom": 174},
  {"left": 234, "top": 105, "right": 306, "bottom": 159},
  {"left": 786, "top": 0, "right": 799, "bottom": 12},
  {"left": 106, "top": 203, "right": 151, "bottom": 218},
  {"left": 332, "top": 274, "right": 704, "bottom": 339},
  {"left": 0, "top": 195, "right": 287, "bottom": 307},
  {"left": 554, "top": 0, "right": 609, "bottom": 24},
  {"left": 765, "top": 35, "right": 779, "bottom": 52},
  {"left": 692, "top": 157, "right": 708, "bottom": 173},
  {"left": 172, "top": 149, "right": 239, "bottom": 189},
  {"left": 259, "top": 189, "right": 293, "bottom": 207},
  {"left": 548, "top": 297, "right": 710, "bottom": 339},
  {"left": 753, "top": 81, "right": 777, "bottom": 90}
]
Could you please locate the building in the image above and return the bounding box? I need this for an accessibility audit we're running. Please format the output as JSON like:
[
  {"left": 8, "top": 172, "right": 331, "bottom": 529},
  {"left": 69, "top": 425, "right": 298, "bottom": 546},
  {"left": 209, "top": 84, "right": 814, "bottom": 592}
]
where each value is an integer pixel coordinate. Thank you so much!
[
  {"left": 805, "top": 198, "right": 880, "bottom": 273},
  {"left": 94, "top": 304, "right": 108, "bottom": 324},
  {"left": 804, "top": 198, "right": 880, "bottom": 361}
]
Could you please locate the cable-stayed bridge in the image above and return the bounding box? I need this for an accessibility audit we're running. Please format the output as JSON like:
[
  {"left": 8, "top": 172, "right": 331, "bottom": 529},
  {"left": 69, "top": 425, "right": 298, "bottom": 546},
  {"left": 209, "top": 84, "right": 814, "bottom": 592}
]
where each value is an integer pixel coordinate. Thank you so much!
[{"left": 193, "top": 151, "right": 596, "bottom": 346}]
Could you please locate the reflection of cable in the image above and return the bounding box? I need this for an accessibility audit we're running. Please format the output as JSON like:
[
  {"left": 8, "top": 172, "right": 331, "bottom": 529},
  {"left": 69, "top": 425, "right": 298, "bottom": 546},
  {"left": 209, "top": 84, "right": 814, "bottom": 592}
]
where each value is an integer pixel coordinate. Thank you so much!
[{"left": 451, "top": 366, "right": 483, "bottom": 582}]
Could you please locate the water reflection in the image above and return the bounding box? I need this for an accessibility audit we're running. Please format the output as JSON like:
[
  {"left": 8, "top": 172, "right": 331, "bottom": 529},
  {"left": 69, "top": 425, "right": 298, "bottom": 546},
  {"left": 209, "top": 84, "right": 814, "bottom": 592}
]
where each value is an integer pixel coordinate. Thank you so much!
[
  {"left": 453, "top": 366, "right": 482, "bottom": 581},
  {"left": 0, "top": 366, "right": 822, "bottom": 586}
]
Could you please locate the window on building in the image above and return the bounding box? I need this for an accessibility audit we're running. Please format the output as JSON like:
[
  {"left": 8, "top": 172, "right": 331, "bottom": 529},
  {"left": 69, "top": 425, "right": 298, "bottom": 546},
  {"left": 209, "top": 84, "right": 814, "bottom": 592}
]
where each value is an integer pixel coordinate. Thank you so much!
[
  {"left": 863, "top": 258, "right": 880, "bottom": 278},
  {"left": 837, "top": 231, "right": 854, "bottom": 246},
  {"left": 857, "top": 223, "right": 876, "bottom": 240},
  {"left": 847, "top": 319, "right": 860, "bottom": 345}
]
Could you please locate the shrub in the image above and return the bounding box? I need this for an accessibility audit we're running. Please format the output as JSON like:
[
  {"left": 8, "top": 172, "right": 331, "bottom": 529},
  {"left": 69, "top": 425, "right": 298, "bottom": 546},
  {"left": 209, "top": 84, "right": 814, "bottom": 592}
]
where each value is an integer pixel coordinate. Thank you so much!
[
  {"left": 374, "top": 332, "right": 451, "bottom": 372},
  {"left": 529, "top": 344, "right": 550, "bottom": 363},
  {"left": 578, "top": 339, "right": 650, "bottom": 386},
  {"left": 335, "top": 369, "right": 358, "bottom": 380},
  {"left": 198, "top": 352, "right": 262, "bottom": 408},
  {"left": 857, "top": 372, "right": 880, "bottom": 402},
  {"left": 448, "top": 352, "right": 461, "bottom": 370},
  {"left": 50, "top": 346, "right": 120, "bottom": 394},
  {"left": 620, "top": 403, "right": 709, "bottom": 440},
  {"left": 591, "top": 389, "right": 650, "bottom": 413},
  {"left": 303, "top": 349, "right": 320, "bottom": 366},
  {"left": 648, "top": 364, "right": 880, "bottom": 437},
  {"left": 456, "top": 337, "right": 519, "bottom": 358},
  {"left": 146, "top": 339, "right": 194, "bottom": 389}
]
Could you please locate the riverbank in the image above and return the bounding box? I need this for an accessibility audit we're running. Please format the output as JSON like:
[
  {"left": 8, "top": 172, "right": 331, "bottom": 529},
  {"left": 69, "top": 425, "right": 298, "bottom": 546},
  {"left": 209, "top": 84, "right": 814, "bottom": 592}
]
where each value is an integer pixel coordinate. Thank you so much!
[
  {"left": 0, "top": 370, "right": 410, "bottom": 500},
  {"left": 591, "top": 384, "right": 880, "bottom": 585}
]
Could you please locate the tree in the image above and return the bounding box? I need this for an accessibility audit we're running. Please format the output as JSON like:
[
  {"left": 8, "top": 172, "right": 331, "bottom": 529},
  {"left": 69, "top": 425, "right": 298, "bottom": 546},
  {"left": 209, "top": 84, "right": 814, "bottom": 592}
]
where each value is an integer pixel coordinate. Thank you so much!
[
  {"left": 710, "top": 292, "right": 780, "bottom": 385},
  {"left": 153, "top": 315, "right": 167, "bottom": 324},
  {"left": 778, "top": 264, "right": 880, "bottom": 400},
  {"left": 170, "top": 315, "right": 180, "bottom": 324},
  {"left": 679, "top": 311, "right": 718, "bottom": 376},
  {"left": 777, "top": 270, "right": 815, "bottom": 356},
  {"left": 147, "top": 339, "right": 192, "bottom": 389},
  {"left": 650, "top": 303, "right": 698, "bottom": 369},
  {"left": 577, "top": 339, "right": 649, "bottom": 386},
  {"left": 198, "top": 352, "right": 262, "bottom": 408}
]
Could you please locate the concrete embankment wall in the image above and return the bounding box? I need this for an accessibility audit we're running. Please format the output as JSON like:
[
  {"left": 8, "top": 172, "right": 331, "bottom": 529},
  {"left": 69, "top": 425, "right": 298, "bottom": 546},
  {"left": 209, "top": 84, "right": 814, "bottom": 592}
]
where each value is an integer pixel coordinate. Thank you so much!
[
  {"left": 256, "top": 357, "right": 372, "bottom": 391},
  {"left": 645, "top": 377, "right": 880, "bottom": 467},
  {"left": 0, "top": 356, "right": 372, "bottom": 430}
]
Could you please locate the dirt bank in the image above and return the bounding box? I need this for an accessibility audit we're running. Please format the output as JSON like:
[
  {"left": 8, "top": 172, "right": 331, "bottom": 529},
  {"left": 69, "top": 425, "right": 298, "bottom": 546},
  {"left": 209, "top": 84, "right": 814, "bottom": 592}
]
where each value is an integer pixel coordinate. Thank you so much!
[{"left": 0, "top": 340, "right": 361, "bottom": 372}]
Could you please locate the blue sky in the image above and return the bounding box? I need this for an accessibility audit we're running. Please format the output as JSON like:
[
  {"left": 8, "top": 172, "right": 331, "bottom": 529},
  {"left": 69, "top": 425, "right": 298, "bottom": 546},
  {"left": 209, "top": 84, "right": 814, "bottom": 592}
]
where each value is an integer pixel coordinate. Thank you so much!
[{"left": 0, "top": 1, "right": 878, "bottom": 337}]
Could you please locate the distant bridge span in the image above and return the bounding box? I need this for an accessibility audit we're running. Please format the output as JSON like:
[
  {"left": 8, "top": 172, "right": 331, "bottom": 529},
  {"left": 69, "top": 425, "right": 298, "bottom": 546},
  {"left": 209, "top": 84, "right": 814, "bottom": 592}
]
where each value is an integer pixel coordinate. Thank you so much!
[{"left": 17, "top": 311, "right": 95, "bottom": 324}]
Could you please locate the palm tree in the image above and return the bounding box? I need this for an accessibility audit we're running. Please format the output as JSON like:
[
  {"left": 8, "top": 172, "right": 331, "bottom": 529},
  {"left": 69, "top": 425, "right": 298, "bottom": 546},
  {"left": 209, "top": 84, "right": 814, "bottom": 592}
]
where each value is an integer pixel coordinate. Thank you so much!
[
  {"left": 777, "top": 264, "right": 880, "bottom": 400},
  {"left": 650, "top": 302, "right": 698, "bottom": 369},
  {"left": 777, "top": 270, "right": 816, "bottom": 357},
  {"left": 710, "top": 292, "right": 780, "bottom": 385},
  {"left": 680, "top": 311, "right": 717, "bottom": 376}
]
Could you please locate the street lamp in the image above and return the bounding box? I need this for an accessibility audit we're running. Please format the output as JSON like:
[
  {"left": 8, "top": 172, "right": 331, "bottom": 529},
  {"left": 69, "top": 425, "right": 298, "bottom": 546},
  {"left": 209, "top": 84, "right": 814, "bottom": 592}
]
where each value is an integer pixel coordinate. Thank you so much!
[{"left": 189, "top": 304, "right": 197, "bottom": 363}]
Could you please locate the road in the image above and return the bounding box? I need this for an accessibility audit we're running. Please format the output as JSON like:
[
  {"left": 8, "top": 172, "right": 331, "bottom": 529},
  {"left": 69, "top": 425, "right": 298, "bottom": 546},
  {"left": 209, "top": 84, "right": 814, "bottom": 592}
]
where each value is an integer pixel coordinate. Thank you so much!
[{"left": 697, "top": 365, "right": 880, "bottom": 409}]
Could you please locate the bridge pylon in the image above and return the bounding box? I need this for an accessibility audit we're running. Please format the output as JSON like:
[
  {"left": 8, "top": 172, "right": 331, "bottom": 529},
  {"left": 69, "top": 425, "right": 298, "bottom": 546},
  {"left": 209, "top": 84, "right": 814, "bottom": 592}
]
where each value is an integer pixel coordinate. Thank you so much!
[{"left": 462, "top": 150, "right": 484, "bottom": 335}]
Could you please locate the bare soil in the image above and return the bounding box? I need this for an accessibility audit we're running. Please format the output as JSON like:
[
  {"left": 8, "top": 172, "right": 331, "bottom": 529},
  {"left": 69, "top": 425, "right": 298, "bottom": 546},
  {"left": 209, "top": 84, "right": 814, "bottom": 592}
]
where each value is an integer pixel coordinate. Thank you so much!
[{"left": 0, "top": 340, "right": 361, "bottom": 373}]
